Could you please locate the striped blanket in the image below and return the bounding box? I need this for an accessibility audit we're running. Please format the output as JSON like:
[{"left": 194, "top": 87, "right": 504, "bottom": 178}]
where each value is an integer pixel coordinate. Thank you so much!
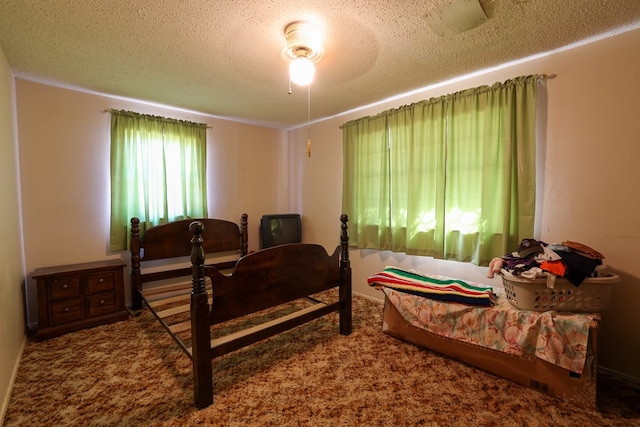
[{"left": 367, "top": 267, "right": 495, "bottom": 306}]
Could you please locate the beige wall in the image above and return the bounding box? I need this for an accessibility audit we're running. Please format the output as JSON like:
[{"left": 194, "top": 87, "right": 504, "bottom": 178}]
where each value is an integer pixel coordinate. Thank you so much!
[
  {"left": 15, "top": 80, "right": 289, "bottom": 328},
  {"left": 0, "top": 48, "right": 26, "bottom": 420},
  {"left": 290, "top": 27, "right": 640, "bottom": 380}
]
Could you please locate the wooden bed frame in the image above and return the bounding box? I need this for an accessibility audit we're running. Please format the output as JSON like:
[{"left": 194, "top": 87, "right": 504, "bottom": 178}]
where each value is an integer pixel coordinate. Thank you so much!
[{"left": 130, "top": 214, "right": 352, "bottom": 408}]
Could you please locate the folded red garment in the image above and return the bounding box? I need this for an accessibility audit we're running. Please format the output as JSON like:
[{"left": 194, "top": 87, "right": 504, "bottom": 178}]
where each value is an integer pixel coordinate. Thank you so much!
[{"left": 540, "top": 260, "right": 566, "bottom": 276}]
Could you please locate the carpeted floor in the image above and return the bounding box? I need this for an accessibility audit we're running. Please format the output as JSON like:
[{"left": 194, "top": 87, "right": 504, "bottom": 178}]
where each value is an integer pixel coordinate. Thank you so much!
[{"left": 4, "top": 294, "right": 640, "bottom": 427}]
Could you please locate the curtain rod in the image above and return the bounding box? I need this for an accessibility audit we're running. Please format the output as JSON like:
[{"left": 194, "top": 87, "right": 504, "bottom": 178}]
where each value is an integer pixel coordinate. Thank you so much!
[
  {"left": 102, "top": 109, "right": 211, "bottom": 128},
  {"left": 340, "top": 74, "right": 549, "bottom": 129},
  {"left": 537, "top": 73, "right": 557, "bottom": 82}
]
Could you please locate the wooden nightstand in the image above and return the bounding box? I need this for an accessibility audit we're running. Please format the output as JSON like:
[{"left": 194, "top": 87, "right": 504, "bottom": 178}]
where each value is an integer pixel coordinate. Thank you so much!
[{"left": 33, "top": 259, "right": 129, "bottom": 340}]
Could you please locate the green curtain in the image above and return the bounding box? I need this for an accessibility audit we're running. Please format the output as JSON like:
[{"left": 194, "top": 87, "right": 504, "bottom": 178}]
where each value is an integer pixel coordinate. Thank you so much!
[
  {"left": 342, "top": 113, "right": 389, "bottom": 249},
  {"left": 402, "top": 97, "right": 448, "bottom": 257},
  {"left": 109, "top": 110, "right": 208, "bottom": 252},
  {"left": 342, "top": 75, "right": 539, "bottom": 265}
]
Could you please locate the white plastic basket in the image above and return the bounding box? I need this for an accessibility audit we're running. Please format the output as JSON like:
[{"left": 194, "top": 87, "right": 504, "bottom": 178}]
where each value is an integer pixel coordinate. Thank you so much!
[{"left": 501, "top": 270, "right": 619, "bottom": 312}]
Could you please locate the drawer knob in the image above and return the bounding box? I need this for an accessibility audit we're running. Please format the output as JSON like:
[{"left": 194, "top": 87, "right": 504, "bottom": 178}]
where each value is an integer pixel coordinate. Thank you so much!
[
  {"left": 99, "top": 299, "right": 105, "bottom": 305},
  {"left": 98, "top": 278, "right": 104, "bottom": 284},
  {"left": 62, "top": 283, "right": 68, "bottom": 289},
  {"left": 64, "top": 307, "right": 69, "bottom": 312}
]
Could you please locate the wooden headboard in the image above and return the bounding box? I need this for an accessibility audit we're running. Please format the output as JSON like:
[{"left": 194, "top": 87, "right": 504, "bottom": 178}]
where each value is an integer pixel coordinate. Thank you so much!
[{"left": 129, "top": 214, "right": 248, "bottom": 310}]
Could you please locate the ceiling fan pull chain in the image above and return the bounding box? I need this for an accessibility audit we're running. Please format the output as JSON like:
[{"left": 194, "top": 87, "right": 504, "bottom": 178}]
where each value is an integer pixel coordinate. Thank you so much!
[{"left": 307, "top": 84, "right": 311, "bottom": 158}]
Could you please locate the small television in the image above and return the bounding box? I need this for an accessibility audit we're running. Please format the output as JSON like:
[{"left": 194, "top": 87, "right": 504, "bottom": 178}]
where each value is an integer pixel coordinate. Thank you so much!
[{"left": 260, "top": 213, "right": 302, "bottom": 249}]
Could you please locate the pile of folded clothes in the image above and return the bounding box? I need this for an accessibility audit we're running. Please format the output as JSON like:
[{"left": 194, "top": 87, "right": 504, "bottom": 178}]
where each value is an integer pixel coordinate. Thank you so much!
[{"left": 487, "top": 239, "right": 607, "bottom": 286}]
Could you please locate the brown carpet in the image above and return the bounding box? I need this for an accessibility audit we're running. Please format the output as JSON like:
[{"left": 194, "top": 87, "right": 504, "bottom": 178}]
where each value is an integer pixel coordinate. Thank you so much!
[{"left": 4, "top": 294, "right": 640, "bottom": 427}]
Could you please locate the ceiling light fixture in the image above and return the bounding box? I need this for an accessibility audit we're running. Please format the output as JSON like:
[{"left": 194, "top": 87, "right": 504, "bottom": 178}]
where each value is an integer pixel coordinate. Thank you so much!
[
  {"left": 289, "top": 56, "right": 315, "bottom": 86},
  {"left": 282, "top": 21, "right": 324, "bottom": 86},
  {"left": 283, "top": 21, "right": 324, "bottom": 158}
]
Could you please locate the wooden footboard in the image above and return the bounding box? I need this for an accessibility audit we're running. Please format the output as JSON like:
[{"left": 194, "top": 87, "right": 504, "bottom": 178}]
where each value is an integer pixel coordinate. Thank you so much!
[{"left": 189, "top": 214, "right": 352, "bottom": 408}]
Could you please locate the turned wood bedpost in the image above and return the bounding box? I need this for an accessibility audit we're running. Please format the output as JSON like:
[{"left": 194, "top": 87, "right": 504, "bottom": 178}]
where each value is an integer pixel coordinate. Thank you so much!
[
  {"left": 130, "top": 217, "right": 143, "bottom": 310},
  {"left": 240, "top": 213, "right": 249, "bottom": 256},
  {"left": 189, "top": 221, "right": 214, "bottom": 408},
  {"left": 339, "top": 214, "right": 352, "bottom": 335}
]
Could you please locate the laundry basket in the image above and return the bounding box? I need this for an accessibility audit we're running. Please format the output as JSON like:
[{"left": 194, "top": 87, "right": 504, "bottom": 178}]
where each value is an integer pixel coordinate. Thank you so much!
[{"left": 501, "top": 270, "right": 619, "bottom": 312}]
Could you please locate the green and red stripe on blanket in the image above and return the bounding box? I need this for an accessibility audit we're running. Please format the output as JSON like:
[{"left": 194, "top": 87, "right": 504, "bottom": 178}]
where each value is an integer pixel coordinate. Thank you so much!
[{"left": 367, "top": 267, "right": 496, "bottom": 306}]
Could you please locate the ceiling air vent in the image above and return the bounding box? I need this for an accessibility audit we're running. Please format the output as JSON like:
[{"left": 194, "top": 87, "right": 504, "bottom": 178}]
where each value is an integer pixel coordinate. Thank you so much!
[{"left": 425, "top": 0, "right": 489, "bottom": 36}]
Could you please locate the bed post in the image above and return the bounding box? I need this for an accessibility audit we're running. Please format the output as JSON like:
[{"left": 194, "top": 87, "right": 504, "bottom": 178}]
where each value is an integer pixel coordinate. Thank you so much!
[
  {"left": 189, "top": 221, "right": 214, "bottom": 408},
  {"left": 130, "top": 217, "right": 142, "bottom": 310},
  {"left": 339, "top": 214, "right": 352, "bottom": 336},
  {"left": 240, "top": 213, "right": 249, "bottom": 256}
]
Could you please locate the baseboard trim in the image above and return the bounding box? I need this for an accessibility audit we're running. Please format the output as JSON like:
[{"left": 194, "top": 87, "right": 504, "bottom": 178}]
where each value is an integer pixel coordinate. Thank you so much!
[
  {"left": 0, "top": 334, "right": 27, "bottom": 426},
  {"left": 353, "top": 291, "right": 383, "bottom": 304}
]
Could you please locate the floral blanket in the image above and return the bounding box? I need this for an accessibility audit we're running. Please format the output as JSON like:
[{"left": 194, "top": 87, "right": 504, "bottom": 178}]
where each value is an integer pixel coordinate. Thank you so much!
[{"left": 382, "top": 287, "right": 599, "bottom": 374}]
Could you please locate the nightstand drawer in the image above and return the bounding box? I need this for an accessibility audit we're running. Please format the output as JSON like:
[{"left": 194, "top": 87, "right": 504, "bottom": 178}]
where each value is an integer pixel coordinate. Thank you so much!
[
  {"left": 49, "top": 298, "right": 84, "bottom": 325},
  {"left": 86, "top": 271, "right": 116, "bottom": 294},
  {"left": 48, "top": 276, "right": 81, "bottom": 300},
  {"left": 88, "top": 293, "right": 118, "bottom": 316}
]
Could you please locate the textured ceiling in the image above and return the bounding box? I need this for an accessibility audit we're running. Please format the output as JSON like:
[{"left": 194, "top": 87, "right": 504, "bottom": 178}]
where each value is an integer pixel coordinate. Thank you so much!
[{"left": 1, "top": 0, "right": 640, "bottom": 129}]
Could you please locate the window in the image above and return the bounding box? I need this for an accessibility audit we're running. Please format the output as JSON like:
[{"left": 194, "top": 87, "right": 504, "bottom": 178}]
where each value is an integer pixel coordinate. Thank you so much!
[
  {"left": 342, "top": 75, "right": 540, "bottom": 265},
  {"left": 109, "top": 110, "right": 208, "bottom": 251}
]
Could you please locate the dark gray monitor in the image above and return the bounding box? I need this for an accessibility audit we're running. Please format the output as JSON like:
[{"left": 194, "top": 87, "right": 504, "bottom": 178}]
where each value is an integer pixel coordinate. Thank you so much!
[{"left": 259, "top": 214, "right": 302, "bottom": 249}]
